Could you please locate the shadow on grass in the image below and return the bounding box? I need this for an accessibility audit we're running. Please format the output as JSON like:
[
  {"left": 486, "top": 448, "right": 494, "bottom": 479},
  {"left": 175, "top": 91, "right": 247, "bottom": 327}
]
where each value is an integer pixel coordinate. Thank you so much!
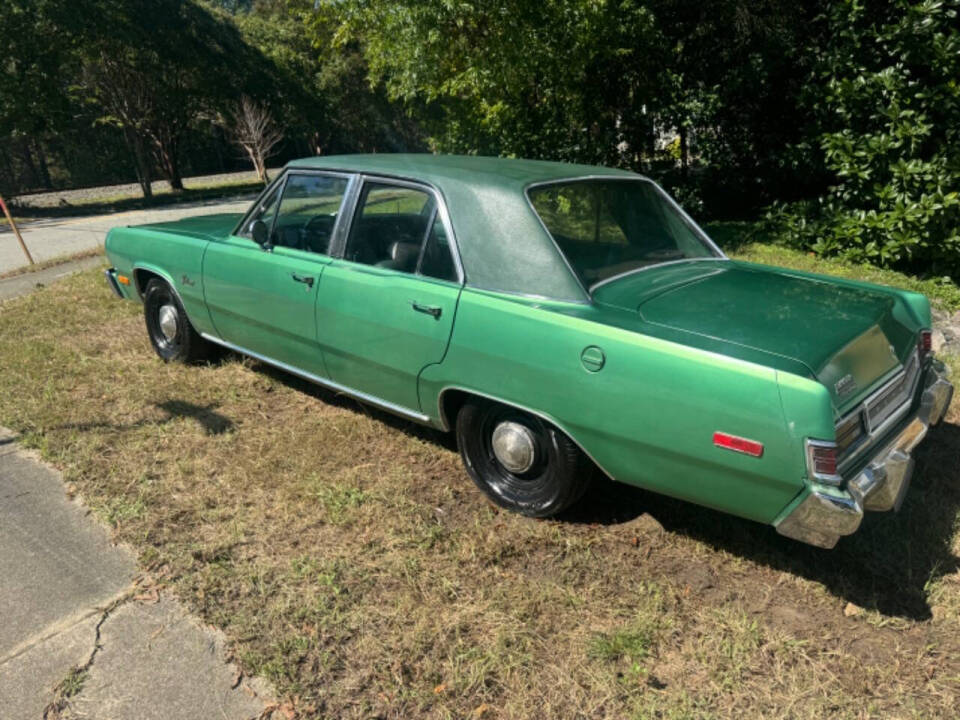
[
  {"left": 44, "top": 400, "right": 234, "bottom": 437},
  {"left": 567, "top": 422, "right": 960, "bottom": 621},
  {"left": 156, "top": 400, "right": 234, "bottom": 435},
  {"left": 252, "top": 361, "right": 457, "bottom": 450},
  {"left": 235, "top": 356, "right": 960, "bottom": 621}
]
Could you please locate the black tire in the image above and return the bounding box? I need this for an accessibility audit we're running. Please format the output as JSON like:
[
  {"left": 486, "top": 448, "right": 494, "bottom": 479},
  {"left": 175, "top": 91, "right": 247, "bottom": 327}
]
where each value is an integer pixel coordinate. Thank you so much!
[
  {"left": 456, "top": 398, "right": 594, "bottom": 517},
  {"left": 143, "top": 278, "right": 215, "bottom": 363}
]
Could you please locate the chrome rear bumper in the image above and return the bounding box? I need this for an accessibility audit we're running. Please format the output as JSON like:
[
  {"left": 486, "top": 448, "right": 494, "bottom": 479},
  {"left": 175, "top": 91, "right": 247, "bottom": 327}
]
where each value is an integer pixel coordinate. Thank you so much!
[{"left": 776, "top": 359, "right": 953, "bottom": 549}]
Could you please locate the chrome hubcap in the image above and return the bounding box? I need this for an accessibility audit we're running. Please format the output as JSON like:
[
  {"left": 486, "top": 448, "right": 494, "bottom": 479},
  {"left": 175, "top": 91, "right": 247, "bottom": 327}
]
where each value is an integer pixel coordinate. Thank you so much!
[
  {"left": 491, "top": 421, "right": 537, "bottom": 474},
  {"left": 158, "top": 304, "right": 178, "bottom": 342}
]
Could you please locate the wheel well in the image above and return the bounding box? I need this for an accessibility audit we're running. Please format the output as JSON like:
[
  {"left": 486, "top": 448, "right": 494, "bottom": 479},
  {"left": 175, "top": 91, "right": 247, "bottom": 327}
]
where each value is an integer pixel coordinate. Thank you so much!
[
  {"left": 438, "top": 388, "right": 612, "bottom": 479},
  {"left": 439, "top": 389, "right": 471, "bottom": 431},
  {"left": 132, "top": 268, "right": 163, "bottom": 299}
]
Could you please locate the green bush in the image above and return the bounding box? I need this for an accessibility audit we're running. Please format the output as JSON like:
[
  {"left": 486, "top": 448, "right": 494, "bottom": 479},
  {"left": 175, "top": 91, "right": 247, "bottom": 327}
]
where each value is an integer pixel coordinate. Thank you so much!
[{"left": 767, "top": 0, "right": 960, "bottom": 279}]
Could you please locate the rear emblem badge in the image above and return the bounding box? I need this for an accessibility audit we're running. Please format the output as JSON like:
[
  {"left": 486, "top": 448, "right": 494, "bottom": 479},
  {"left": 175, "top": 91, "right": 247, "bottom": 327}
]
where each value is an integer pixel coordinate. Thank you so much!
[{"left": 835, "top": 374, "right": 857, "bottom": 397}]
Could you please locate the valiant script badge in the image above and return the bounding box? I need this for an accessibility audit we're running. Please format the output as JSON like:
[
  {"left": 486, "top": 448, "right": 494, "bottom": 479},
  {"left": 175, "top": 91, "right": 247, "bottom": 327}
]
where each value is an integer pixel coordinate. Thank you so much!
[{"left": 835, "top": 374, "right": 857, "bottom": 398}]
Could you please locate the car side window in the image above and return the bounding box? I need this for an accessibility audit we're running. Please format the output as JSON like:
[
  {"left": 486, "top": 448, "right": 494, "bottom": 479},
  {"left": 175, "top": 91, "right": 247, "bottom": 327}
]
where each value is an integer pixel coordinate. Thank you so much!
[
  {"left": 238, "top": 185, "right": 281, "bottom": 239},
  {"left": 419, "top": 215, "right": 458, "bottom": 282},
  {"left": 268, "top": 173, "right": 348, "bottom": 254},
  {"left": 344, "top": 183, "right": 435, "bottom": 273},
  {"left": 344, "top": 182, "right": 459, "bottom": 281}
]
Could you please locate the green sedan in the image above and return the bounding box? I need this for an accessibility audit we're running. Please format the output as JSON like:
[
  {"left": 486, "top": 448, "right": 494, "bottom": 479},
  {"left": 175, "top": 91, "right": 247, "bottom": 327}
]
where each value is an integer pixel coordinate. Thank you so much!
[{"left": 104, "top": 154, "right": 953, "bottom": 549}]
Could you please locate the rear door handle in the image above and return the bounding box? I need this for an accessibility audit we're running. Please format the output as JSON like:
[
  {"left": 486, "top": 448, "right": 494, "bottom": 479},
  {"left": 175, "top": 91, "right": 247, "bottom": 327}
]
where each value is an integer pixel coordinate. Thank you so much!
[
  {"left": 411, "top": 301, "right": 442, "bottom": 319},
  {"left": 291, "top": 272, "right": 314, "bottom": 288}
]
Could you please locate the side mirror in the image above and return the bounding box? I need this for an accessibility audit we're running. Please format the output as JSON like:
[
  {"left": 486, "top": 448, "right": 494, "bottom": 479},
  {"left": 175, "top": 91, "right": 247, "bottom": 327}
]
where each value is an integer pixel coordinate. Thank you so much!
[{"left": 250, "top": 219, "right": 269, "bottom": 247}]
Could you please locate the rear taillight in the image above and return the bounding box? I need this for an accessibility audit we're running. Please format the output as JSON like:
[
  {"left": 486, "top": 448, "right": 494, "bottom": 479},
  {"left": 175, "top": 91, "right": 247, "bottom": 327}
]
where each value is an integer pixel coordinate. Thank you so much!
[
  {"left": 919, "top": 330, "right": 932, "bottom": 357},
  {"left": 806, "top": 440, "right": 841, "bottom": 485},
  {"left": 834, "top": 412, "right": 864, "bottom": 456}
]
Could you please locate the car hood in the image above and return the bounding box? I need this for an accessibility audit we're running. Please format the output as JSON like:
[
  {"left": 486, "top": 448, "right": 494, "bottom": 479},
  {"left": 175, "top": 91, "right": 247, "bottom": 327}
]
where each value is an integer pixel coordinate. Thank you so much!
[
  {"left": 132, "top": 212, "right": 243, "bottom": 240},
  {"left": 592, "top": 260, "right": 918, "bottom": 411}
]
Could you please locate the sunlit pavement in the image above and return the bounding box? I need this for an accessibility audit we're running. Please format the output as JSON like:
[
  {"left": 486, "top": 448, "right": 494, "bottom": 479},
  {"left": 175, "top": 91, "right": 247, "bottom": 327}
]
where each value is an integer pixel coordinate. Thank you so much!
[{"left": 0, "top": 197, "right": 255, "bottom": 275}]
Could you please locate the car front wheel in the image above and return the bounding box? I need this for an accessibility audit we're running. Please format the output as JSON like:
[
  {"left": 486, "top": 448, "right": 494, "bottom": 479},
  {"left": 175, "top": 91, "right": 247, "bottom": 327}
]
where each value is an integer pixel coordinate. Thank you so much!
[
  {"left": 456, "top": 398, "right": 594, "bottom": 517},
  {"left": 143, "top": 278, "right": 214, "bottom": 363}
]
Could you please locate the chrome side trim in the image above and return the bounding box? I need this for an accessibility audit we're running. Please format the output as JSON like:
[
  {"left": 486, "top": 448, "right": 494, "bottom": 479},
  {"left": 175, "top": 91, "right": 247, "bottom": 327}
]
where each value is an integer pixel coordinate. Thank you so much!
[
  {"left": 435, "top": 385, "right": 617, "bottom": 481},
  {"left": 199, "top": 333, "right": 434, "bottom": 425}
]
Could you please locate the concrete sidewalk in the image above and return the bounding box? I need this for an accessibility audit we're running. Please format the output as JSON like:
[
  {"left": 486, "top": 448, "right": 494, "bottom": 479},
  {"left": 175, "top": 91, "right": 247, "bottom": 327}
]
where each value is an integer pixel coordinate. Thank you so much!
[
  {"left": 0, "top": 256, "right": 107, "bottom": 303},
  {"left": 0, "top": 196, "right": 254, "bottom": 275},
  {"left": 0, "top": 428, "right": 275, "bottom": 719}
]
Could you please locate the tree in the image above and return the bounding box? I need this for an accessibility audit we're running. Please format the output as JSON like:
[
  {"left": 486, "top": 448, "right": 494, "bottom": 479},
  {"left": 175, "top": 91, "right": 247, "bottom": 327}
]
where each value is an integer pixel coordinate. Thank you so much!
[
  {"left": 334, "top": 0, "right": 668, "bottom": 163},
  {"left": 226, "top": 96, "right": 283, "bottom": 182},
  {"left": 769, "top": 0, "right": 960, "bottom": 276},
  {"left": 0, "top": 0, "right": 78, "bottom": 193},
  {"left": 74, "top": 0, "right": 274, "bottom": 195},
  {"left": 234, "top": 0, "right": 423, "bottom": 155},
  {"left": 332, "top": 0, "right": 822, "bottom": 218}
]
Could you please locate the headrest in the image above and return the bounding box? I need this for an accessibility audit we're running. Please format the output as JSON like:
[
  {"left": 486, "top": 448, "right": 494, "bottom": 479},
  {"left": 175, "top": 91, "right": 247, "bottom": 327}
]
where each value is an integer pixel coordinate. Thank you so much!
[{"left": 388, "top": 241, "right": 419, "bottom": 265}]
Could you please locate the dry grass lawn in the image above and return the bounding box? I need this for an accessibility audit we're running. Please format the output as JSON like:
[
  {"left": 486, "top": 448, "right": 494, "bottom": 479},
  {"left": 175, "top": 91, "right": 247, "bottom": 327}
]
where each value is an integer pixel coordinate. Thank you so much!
[{"left": 1, "top": 267, "right": 959, "bottom": 719}]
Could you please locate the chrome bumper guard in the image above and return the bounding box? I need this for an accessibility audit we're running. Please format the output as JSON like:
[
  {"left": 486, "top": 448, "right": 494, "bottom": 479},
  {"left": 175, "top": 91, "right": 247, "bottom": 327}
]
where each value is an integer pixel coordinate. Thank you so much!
[
  {"left": 104, "top": 268, "right": 124, "bottom": 298},
  {"left": 776, "top": 359, "right": 953, "bottom": 549}
]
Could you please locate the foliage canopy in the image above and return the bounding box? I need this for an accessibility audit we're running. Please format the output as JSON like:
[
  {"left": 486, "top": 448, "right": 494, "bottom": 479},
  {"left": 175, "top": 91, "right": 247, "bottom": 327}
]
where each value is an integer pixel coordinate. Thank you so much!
[{"left": 3, "top": 0, "right": 960, "bottom": 281}]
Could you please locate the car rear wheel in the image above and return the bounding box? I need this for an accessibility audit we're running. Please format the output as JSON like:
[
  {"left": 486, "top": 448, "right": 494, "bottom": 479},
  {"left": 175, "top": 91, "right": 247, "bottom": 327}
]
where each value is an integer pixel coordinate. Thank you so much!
[
  {"left": 143, "top": 278, "right": 215, "bottom": 363},
  {"left": 455, "top": 398, "right": 594, "bottom": 517}
]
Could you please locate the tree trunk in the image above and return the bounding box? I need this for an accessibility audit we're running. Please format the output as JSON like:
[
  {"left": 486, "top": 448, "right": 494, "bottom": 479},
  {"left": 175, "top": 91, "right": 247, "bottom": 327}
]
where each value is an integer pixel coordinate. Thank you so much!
[
  {"left": 124, "top": 127, "right": 153, "bottom": 199},
  {"left": 158, "top": 147, "right": 184, "bottom": 191},
  {"left": 213, "top": 125, "right": 225, "bottom": 172},
  {"left": 18, "top": 138, "right": 40, "bottom": 190},
  {"left": 245, "top": 145, "right": 266, "bottom": 183},
  {"left": 152, "top": 130, "right": 184, "bottom": 191},
  {"left": 0, "top": 143, "right": 16, "bottom": 197},
  {"left": 33, "top": 138, "right": 53, "bottom": 189}
]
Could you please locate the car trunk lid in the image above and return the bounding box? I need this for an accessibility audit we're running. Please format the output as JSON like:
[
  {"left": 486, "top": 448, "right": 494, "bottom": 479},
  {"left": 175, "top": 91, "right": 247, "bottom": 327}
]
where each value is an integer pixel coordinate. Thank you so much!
[{"left": 592, "top": 261, "right": 916, "bottom": 413}]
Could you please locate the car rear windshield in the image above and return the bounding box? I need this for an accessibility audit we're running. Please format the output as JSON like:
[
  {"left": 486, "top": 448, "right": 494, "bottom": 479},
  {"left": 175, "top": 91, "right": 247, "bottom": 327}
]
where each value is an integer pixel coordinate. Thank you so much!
[{"left": 528, "top": 179, "right": 720, "bottom": 291}]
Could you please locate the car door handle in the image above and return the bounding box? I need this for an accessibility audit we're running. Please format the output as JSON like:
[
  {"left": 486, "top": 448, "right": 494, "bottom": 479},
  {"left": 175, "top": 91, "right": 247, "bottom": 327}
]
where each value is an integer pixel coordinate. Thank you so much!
[
  {"left": 410, "top": 301, "right": 442, "bottom": 319},
  {"left": 291, "top": 272, "right": 314, "bottom": 288}
]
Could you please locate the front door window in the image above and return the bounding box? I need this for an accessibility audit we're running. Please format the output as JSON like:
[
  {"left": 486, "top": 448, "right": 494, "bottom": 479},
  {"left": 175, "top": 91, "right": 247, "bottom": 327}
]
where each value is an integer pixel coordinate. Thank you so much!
[{"left": 271, "top": 173, "right": 349, "bottom": 255}]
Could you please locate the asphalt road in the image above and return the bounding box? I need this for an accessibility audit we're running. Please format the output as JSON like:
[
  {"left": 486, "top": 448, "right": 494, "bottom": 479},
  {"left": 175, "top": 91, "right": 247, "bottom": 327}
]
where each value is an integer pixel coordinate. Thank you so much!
[{"left": 0, "top": 196, "right": 254, "bottom": 275}]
